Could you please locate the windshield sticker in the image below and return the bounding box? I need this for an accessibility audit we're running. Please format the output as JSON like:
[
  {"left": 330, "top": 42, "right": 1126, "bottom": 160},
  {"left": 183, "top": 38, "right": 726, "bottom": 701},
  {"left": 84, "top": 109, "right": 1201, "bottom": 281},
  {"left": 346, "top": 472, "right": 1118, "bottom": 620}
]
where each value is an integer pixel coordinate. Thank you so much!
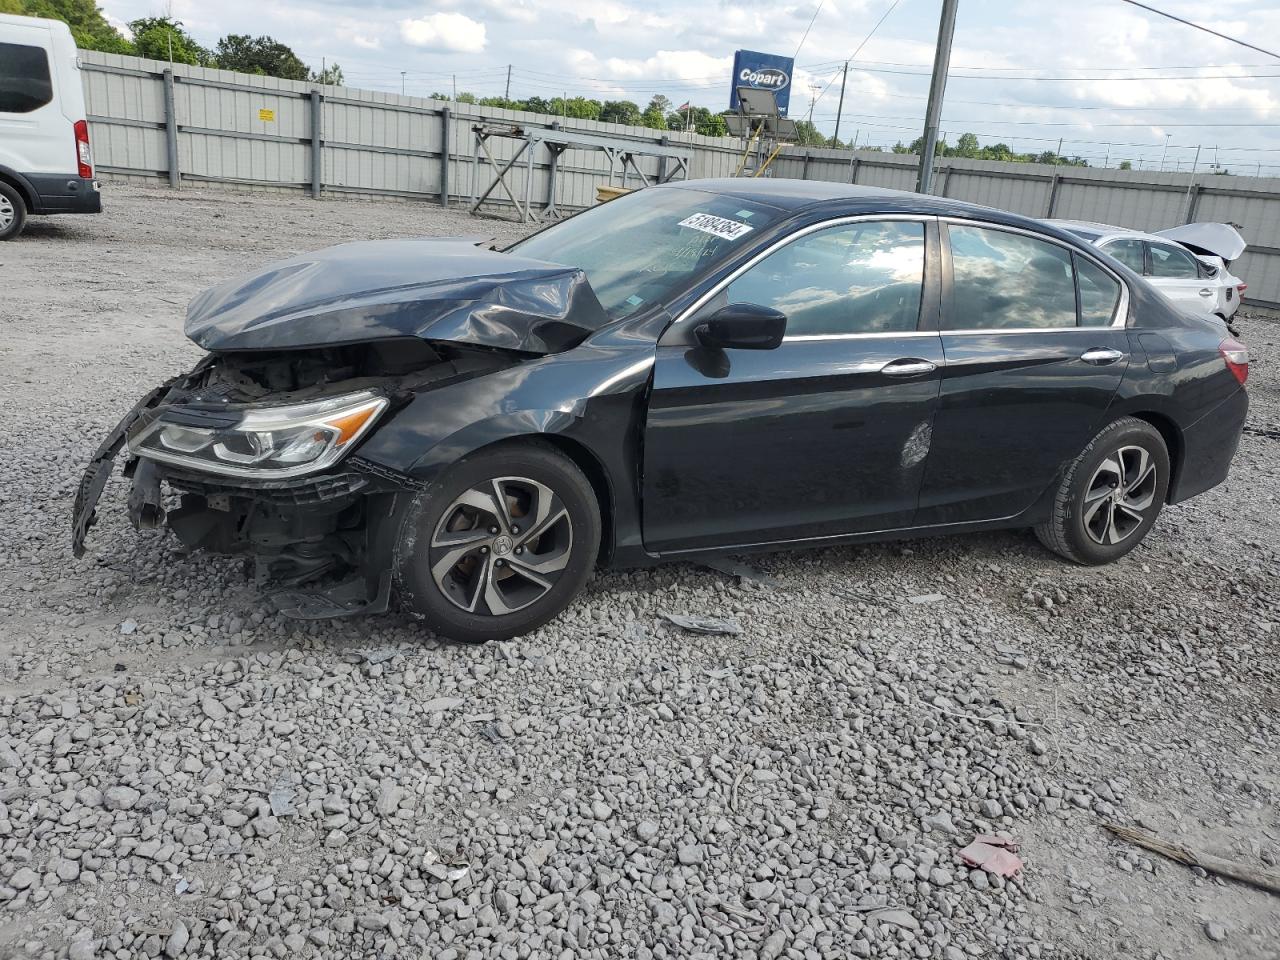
[
  {"left": 678, "top": 213, "right": 754, "bottom": 241},
  {"left": 625, "top": 294, "right": 644, "bottom": 306},
  {"left": 736, "top": 210, "right": 756, "bottom": 219}
]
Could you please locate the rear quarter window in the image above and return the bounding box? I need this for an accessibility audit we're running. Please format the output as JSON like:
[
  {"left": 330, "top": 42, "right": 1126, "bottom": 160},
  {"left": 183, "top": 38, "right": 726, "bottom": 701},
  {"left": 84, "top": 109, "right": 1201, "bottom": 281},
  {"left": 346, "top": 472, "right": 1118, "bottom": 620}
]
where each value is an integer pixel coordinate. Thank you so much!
[{"left": 0, "top": 42, "right": 54, "bottom": 114}]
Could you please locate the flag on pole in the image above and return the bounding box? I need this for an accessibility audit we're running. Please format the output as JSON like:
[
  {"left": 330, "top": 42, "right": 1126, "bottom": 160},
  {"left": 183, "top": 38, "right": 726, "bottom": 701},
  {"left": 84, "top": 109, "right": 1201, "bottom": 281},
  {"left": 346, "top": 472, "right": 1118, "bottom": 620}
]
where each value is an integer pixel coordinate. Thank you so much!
[{"left": 677, "top": 102, "right": 690, "bottom": 111}]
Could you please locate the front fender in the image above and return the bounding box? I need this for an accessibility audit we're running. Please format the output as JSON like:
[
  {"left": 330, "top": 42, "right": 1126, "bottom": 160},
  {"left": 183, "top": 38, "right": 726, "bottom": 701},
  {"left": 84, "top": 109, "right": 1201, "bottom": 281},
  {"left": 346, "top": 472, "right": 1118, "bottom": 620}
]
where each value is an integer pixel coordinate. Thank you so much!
[
  {"left": 352, "top": 336, "right": 656, "bottom": 565},
  {"left": 403, "top": 407, "right": 583, "bottom": 484}
]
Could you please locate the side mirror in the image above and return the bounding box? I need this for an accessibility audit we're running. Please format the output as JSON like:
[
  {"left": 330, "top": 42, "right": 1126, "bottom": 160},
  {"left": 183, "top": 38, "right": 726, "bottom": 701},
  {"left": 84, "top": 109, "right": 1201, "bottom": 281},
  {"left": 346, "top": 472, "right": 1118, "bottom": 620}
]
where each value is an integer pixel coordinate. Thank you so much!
[{"left": 694, "top": 303, "right": 787, "bottom": 351}]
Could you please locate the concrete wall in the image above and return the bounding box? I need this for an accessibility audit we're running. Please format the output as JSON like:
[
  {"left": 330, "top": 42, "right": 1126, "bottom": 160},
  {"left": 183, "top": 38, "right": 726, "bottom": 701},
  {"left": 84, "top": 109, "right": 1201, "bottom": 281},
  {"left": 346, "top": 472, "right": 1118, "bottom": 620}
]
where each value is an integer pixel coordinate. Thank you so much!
[{"left": 81, "top": 51, "right": 1280, "bottom": 307}]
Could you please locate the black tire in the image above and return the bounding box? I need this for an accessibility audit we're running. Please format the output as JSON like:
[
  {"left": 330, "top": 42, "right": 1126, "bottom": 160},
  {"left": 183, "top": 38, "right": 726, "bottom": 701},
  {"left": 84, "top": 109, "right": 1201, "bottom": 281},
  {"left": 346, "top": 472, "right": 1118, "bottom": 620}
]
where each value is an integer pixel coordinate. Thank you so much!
[
  {"left": 394, "top": 442, "right": 600, "bottom": 643},
  {"left": 1035, "top": 416, "right": 1170, "bottom": 565},
  {"left": 0, "top": 181, "right": 27, "bottom": 241}
]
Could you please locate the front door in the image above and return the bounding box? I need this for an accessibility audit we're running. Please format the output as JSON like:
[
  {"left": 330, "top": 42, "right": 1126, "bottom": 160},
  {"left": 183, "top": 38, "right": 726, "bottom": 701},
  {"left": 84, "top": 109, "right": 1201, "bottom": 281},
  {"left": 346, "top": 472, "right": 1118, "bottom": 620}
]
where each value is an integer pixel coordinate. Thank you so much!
[
  {"left": 642, "top": 217, "right": 944, "bottom": 553},
  {"left": 916, "top": 222, "right": 1130, "bottom": 525}
]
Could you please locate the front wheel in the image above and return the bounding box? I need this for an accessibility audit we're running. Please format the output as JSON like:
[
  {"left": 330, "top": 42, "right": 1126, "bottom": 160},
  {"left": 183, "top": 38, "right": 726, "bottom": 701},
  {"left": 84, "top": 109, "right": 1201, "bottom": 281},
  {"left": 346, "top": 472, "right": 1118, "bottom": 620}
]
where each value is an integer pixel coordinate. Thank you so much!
[
  {"left": 394, "top": 443, "right": 601, "bottom": 643},
  {"left": 0, "top": 182, "right": 27, "bottom": 241},
  {"left": 1035, "top": 417, "right": 1170, "bottom": 565}
]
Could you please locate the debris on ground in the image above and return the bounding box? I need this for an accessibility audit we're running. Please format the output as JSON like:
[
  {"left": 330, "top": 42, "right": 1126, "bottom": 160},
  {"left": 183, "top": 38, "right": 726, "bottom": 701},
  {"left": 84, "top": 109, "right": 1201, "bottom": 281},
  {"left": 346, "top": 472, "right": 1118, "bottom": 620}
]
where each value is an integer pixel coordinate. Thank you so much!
[
  {"left": 906, "top": 592, "right": 945, "bottom": 604},
  {"left": 697, "top": 557, "right": 780, "bottom": 587},
  {"left": 659, "top": 612, "right": 744, "bottom": 635},
  {"left": 958, "top": 834, "right": 1024, "bottom": 877},
  {"left": 1104, "top": 823, "right": 1280, "bottom": 895}
]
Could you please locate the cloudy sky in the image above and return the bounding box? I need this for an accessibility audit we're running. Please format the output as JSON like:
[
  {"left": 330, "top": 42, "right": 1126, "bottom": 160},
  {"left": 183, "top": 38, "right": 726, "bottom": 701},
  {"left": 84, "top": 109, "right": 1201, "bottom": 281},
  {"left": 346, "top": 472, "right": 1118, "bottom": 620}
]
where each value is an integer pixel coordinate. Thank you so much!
[{"left": 100, "top": 0, "right": 1280, "bottom": 174}]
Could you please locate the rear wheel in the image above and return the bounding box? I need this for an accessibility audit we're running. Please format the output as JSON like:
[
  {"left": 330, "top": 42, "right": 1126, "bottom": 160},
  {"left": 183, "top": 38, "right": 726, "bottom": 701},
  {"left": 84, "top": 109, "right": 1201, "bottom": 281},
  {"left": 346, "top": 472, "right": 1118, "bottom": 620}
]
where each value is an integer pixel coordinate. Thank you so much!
[
  {"left": 0, "top": 182, "right": 27, "bottom": 241},
  {"left": 394, "top": 443, "right": 600, "bottom": 643},
  {"left": 1035, "top": 417, "right": 1170, "bottom": 565}
]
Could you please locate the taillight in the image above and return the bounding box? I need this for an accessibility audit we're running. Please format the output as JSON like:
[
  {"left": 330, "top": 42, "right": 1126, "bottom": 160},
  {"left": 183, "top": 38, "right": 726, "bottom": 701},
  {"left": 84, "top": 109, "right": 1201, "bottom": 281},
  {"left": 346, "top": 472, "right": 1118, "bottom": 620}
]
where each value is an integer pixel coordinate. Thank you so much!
[
  {"left": 74, "top": 120, "right": 93, "bottom": 179},
  {"left": 1236, "top": 282, "right": 1248, "bottom": 296},
  {"left": 1219, "top": 337, "right": 1248, "bottom": 386}
]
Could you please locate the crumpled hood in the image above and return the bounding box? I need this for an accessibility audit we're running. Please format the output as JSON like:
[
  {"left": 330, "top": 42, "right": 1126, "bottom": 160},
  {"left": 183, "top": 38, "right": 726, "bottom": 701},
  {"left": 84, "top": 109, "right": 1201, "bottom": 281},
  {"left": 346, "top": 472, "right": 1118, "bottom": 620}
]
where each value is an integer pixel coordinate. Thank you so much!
[
  {"left": 1153, "top": 222, "right": 1247, "bottom": 263},
  {"left": 185, "top": 238, "right": 610, "bottom": 354}
]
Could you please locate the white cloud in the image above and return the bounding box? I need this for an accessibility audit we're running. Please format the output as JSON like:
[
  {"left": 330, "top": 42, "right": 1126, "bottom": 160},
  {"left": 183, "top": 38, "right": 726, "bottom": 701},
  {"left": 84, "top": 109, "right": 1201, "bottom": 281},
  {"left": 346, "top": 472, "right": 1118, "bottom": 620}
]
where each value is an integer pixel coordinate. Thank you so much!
[
  {"left": 352, "top": 35, "right": 382, "bottom": 50},
  {"left": 399, "top": 12, "right": 487, "bottom": 53}
]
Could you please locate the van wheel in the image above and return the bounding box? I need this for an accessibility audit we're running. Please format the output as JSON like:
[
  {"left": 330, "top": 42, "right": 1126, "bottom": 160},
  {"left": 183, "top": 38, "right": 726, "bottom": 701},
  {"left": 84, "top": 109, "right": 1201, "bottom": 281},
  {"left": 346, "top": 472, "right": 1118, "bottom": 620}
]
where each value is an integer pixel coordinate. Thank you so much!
[
  {"left": 394, "top": 442, "right": 601, "bottom": 643},
  {"left": 0, "top": 182, "right": 27, "bottom": 240},
  {"left": 1035, "top": 417, "right": 1170, "bottom": 565}
]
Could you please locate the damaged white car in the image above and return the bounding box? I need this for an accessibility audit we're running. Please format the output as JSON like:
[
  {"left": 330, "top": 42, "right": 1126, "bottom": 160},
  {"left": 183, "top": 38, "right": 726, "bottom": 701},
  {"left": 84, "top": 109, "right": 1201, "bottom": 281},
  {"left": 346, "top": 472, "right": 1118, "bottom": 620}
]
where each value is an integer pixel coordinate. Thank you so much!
[{"left": 1047, "top": 220, "right": 1247, "bottom": 324}]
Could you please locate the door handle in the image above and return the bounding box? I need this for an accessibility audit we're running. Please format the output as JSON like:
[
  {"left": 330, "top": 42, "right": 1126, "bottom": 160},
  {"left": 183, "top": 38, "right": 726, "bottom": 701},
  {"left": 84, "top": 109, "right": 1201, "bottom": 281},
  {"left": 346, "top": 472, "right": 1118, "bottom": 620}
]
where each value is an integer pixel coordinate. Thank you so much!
[
  {"left": 1079, "top": 347, "right": 1126, "bottom": 365},
  {"left": 1199, "top": 288, "right": 1214, "bottom": 297},
  {"left": 880, "top": 358, "right": 937, "bottom": 377}
]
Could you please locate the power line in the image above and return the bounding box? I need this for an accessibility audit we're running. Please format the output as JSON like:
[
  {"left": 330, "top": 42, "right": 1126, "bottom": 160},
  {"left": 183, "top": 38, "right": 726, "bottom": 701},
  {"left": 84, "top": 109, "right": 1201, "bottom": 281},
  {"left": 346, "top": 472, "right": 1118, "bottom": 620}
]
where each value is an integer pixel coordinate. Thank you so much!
[
  {"left": 1120, "top": 0, "right": 1280, "bottom": 61},
  {"left": 800, "top": 56, "right": 1279, "bottom": 73},
  {"left": 793, "top": 1, "right": 825, "bottom": 60}
]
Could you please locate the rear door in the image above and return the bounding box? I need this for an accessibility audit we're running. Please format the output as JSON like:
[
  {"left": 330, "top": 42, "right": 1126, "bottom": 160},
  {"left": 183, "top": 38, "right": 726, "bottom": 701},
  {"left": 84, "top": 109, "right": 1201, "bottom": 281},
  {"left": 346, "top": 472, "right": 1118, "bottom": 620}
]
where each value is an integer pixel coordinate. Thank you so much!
[
  {"left": 642, "top": 216, "right": 944, "bottom": 553},
  {"left": 915, "top": 221, "right": 1130, "bottom": 525},
  {"left": 1147, "top": 241, "right": 1217, "bottom": 316}
]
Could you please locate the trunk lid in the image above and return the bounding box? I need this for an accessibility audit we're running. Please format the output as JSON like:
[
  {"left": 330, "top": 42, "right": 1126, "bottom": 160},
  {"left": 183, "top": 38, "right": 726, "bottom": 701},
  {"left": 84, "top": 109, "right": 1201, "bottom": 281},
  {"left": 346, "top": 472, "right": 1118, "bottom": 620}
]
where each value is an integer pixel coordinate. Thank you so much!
[{"left": 1153, "top": 222, "right": 1247, "bottom": 264}]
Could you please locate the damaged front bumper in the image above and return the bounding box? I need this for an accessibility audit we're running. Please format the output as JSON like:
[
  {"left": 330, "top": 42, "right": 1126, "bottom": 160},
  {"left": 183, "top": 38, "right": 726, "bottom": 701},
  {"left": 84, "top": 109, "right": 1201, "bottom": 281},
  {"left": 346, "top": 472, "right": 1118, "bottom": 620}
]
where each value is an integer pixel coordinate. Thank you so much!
[{"left": 72, "top": 369, "right": 423, "bottom": 619}]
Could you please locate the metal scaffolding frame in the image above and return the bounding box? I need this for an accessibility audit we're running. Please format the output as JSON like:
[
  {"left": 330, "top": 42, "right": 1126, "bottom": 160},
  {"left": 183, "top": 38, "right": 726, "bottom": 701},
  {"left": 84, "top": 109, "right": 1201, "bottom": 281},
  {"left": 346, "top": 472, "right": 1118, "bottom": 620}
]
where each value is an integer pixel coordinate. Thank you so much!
[{"left": 468, "top": 124, "right": 693, "bottom": 222}]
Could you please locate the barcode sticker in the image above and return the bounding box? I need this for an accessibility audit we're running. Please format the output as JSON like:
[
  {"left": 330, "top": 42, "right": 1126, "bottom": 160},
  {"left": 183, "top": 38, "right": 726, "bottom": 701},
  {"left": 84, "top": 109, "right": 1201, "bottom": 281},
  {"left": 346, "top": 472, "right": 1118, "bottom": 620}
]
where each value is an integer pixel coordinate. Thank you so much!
[{"left": 678, "top": 213, "right": 754, "bottom": 241}]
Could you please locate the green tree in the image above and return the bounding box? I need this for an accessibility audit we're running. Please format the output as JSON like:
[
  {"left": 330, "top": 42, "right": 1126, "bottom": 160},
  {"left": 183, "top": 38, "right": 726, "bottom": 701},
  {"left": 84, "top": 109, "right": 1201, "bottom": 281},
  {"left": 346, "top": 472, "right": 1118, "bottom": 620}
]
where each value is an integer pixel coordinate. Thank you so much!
[
  {"left": 954, "top": 132, "right": 980, "bottom": 158},
  {"left": 639, "top": 95, "right": 670, "bottom": 129},
  {"left": 600, "top": 100, "right": 641, "bottom": 125},
  {"left": 1119, "top": 160, "right": 1133, "bottom": 170},
  {"left": 214, "top": 34, "right": 309, "bottom": 80},
  {"left": 129, "top": 17, "right": 212, "bottom": 65},
  {"left": 311, "top": 63, "right": 343, "bottom": 86},
  {"left": 15, "top": 0, "right": 133, "bottom": 52},
  {"left": 547, "top": 96, "right": 602, "bottom": 120}
]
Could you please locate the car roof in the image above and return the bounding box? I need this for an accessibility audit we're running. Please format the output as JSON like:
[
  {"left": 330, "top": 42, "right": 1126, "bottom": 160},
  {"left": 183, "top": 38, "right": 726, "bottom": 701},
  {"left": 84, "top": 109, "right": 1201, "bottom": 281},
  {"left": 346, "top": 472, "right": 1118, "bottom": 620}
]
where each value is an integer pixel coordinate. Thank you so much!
[
  {"left": 663, "top": 178, "right": 1062, "bottom": 234},
  {"left": 1045, "top": 219, "right": 1178, "bottom": 245}
]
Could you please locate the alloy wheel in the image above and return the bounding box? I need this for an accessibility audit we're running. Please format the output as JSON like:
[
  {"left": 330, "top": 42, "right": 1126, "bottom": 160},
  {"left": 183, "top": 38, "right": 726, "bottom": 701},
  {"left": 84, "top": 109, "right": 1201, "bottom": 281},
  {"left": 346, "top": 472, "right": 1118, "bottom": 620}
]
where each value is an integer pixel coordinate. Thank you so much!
[
  {"left": 0, "top": 195, "right": 13, "bottom": 230},
  {"left": 429, "top": 476, "right": 574, "bottom": 615},
  {"left": 1082, "top": 445, "right": 1158, "bottom": 546}
]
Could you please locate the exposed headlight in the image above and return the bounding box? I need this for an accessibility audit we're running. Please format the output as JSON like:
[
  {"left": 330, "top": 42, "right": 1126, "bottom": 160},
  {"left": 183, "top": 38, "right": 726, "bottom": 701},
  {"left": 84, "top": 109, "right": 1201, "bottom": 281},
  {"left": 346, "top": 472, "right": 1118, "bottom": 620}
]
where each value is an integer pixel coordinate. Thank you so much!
[{"left": 128, "top": 391, "right": 388, "bottom": 479}]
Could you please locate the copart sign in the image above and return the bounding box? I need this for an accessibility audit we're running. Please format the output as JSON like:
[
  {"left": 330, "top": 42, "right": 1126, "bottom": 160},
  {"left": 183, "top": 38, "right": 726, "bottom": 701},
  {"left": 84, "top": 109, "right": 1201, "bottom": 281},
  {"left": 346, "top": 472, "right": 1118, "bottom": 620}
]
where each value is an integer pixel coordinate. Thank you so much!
[{"left": 729, "top": 49, "right": 794, "bottom": 116}]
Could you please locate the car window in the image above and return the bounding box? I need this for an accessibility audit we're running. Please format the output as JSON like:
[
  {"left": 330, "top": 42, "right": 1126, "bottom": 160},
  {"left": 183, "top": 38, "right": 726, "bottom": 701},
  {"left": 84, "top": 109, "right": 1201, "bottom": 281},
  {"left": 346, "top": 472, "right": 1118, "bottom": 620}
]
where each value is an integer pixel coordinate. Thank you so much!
[
  {"left": 507, "top": 187, "right": 783, "bottom": 319},
  {"left": 0, "top": 42, "right": 54, "bottom": 114},
  {"left": 723, "top": 221, "right": 925, "bottom": 337},
  {"left": 1101, "top": 238, "right": 1146, "bottom": 274},
  {"left": 1149, "top": 242, "right": 1200, "bottom": 279},
  {"left": 945, "top": 224, "right": 1076, "bottom": 329},
  {"left": 1075, "top": 255, "right": 1121, "bottom": 327}
]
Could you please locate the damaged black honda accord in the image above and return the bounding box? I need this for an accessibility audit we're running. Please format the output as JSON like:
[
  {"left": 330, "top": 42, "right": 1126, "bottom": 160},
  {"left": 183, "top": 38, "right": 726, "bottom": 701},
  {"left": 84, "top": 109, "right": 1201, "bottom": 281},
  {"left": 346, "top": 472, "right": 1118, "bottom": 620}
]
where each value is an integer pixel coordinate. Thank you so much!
[{"left": 73, "top": 179, "right": 1249, "bottom": 643}]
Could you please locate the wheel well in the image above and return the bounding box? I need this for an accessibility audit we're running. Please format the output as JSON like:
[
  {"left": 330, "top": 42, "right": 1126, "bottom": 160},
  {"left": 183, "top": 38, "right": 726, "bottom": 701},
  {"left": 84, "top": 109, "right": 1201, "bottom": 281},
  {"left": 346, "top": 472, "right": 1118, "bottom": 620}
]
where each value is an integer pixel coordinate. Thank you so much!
[
  {"left": 1129, "top": 411, "right": 1183, "bottom": 501},
  {"left": 0, "top": 171, "right": 34, "bottom": 213},
  {"left": 538, "top": 435, "right": 615, "bottom": 565},
  {"left": 459, "top": 434, "right": 616, "bottom": 566}
]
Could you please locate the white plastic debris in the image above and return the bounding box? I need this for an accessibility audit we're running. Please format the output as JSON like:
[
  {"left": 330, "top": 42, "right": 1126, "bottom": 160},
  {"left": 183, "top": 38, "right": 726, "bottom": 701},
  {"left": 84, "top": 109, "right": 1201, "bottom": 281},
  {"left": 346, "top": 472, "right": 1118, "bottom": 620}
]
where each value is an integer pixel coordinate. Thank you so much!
[{"left": 659, "top": 613, "right": 743, "bottom": 636}]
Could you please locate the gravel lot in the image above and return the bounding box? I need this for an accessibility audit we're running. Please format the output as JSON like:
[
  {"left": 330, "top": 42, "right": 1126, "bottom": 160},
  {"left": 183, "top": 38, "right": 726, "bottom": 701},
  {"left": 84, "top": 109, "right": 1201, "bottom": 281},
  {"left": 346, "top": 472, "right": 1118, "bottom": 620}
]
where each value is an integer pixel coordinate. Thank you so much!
[{"left": 1, "top": 183, "right": 1277, "bottom": 960}]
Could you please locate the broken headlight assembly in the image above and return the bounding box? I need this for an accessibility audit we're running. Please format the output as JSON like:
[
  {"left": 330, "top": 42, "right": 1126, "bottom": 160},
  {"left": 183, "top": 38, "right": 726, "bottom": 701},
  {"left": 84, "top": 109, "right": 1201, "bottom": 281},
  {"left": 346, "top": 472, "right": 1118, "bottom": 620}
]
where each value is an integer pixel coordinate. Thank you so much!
[{"left": 127, "top": 390, "right": 389, "bottom": 480}]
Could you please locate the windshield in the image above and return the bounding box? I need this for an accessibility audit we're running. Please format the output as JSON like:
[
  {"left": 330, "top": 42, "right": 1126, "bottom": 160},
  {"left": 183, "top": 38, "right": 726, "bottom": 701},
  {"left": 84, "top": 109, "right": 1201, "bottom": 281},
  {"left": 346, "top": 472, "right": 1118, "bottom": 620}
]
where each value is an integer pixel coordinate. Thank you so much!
[{"left": 507, "top": 187, "right": 784, "bottom": 318}]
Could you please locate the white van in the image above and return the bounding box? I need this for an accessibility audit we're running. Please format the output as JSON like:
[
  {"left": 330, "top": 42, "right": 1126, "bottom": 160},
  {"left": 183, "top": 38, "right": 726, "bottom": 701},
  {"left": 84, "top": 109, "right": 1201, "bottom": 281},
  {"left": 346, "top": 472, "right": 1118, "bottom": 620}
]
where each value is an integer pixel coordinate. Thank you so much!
[{"left": 0, "top": 13, "right": 101, "bottom": 240}]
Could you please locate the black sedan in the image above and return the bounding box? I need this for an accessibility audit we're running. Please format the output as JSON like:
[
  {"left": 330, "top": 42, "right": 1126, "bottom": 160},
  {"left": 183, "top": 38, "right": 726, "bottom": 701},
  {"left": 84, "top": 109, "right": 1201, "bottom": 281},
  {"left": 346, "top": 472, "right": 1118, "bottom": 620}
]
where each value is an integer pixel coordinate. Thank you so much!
[{"left": 73, "top": 179, "right": 1249, "bottom": 643}]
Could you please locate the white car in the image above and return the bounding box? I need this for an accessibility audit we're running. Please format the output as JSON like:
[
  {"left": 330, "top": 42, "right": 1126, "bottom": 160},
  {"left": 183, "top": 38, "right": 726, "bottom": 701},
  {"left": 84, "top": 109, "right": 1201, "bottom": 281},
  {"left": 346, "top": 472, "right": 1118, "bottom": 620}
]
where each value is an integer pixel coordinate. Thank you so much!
[
  {"left": 1047, "top": 219, "right": 1247, "bottom": 322},
  {"left": 0, "top": 13, "right": 101, "bottom": 240}
]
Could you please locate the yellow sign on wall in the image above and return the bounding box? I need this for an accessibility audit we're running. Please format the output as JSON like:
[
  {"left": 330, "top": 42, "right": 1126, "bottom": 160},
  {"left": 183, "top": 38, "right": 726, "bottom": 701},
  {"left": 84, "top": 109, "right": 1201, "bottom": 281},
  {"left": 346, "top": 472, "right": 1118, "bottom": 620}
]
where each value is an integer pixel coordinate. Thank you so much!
[{"left": 258, "top": 108, "right": 275, "bottom": 122}]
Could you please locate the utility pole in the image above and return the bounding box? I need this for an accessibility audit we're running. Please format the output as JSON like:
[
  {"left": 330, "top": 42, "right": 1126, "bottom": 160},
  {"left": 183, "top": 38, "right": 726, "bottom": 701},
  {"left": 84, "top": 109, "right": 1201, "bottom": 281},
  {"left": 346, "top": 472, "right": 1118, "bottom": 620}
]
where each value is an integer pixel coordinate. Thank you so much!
[
  {"left": 1185, "top": 144, "right": 1201, "bottom": 199},
  {"left": 915, "top": 0, "right": 959, "bottom": 194},
  {"left": 400, "top": 71, "right": 406, "bottom": 96},
  {"left": 833, "top": 61, "right": 849, "bottom": 146},
  {"left": 505, "top": 65, "right": 512, "bottom": 100},
  {"left": 1159, "top": 133, "right": 1171, "bottom": 171},
  {"left": 1056, "top": 137, "right": 1063, "bottom": 157},
  {"left": 1103, "top": 143, "right": 1110, "bottom": 167}
]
